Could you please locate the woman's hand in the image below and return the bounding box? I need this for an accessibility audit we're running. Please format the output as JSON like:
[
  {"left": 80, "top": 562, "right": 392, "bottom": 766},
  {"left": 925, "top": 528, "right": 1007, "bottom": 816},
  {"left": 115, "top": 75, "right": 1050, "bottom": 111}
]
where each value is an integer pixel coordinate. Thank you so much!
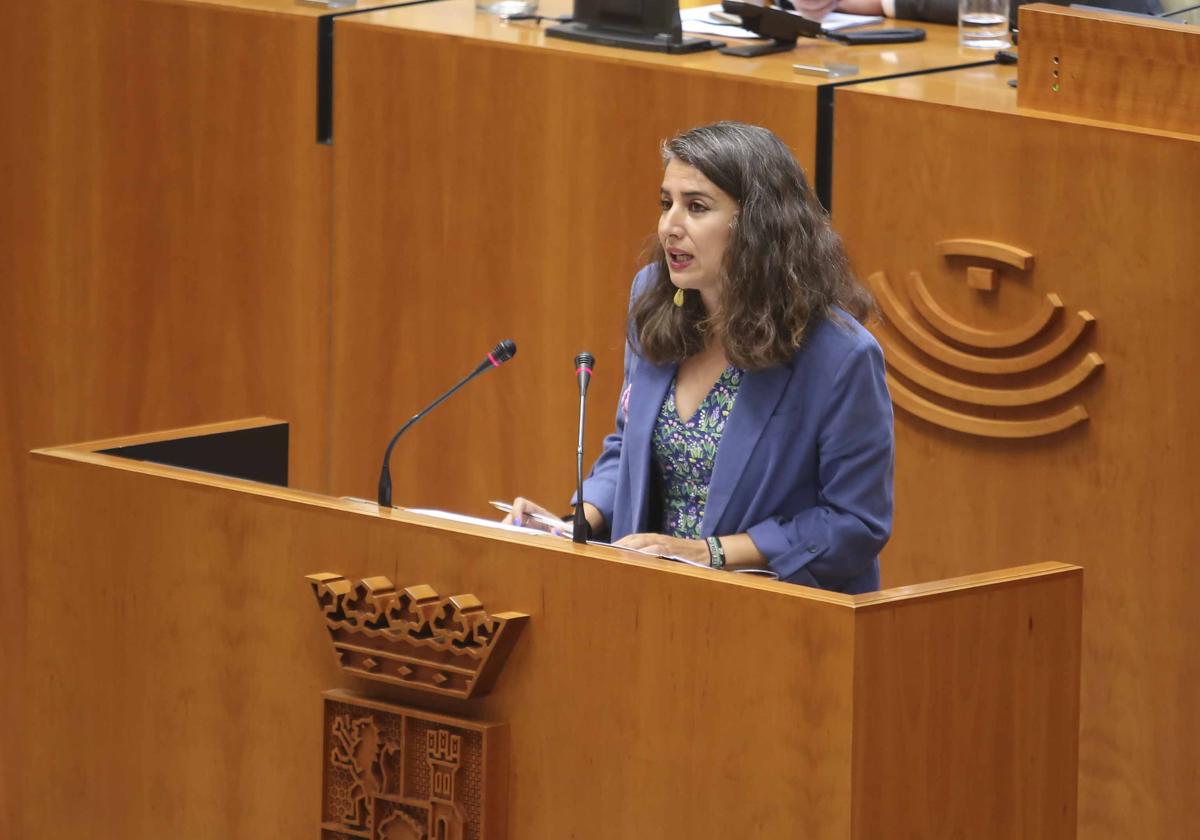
[
  {"left": 616, "top": 533, "right": 712, "bottom": 566},
  {"left": 501, "top": 497, "right": 565, "bottom": 536}
]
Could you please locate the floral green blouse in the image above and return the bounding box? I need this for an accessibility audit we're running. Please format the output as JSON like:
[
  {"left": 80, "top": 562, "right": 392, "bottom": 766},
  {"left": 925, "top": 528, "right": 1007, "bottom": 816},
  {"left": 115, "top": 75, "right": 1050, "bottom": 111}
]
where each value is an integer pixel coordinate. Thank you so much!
[{"left": 651, "top": 366, "right": 743, "bottom": 539}]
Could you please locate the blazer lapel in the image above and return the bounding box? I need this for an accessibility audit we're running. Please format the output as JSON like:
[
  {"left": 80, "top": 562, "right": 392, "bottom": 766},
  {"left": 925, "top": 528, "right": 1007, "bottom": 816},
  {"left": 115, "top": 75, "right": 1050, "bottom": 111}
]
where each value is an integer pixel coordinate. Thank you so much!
[
  {"left": 624, "top": 359, "right": 675, "bottom": 535},
  {"left": 703, "top": 364, "right": 792, "bottom": 534}
]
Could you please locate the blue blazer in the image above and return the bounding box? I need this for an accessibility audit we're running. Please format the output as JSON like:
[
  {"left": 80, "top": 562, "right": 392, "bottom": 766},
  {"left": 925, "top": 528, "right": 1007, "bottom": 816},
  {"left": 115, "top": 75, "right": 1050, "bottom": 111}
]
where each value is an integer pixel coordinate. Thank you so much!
[{"left": 580, "top": 267, "right": 894, "bottom": 594}]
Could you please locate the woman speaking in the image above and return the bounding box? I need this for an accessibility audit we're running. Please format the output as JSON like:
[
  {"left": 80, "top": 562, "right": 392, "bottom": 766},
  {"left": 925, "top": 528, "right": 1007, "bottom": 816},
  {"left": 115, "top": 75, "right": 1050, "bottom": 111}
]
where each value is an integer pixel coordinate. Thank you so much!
[{"left": 506, "top": 122, "right": 893, "bottom": 593}]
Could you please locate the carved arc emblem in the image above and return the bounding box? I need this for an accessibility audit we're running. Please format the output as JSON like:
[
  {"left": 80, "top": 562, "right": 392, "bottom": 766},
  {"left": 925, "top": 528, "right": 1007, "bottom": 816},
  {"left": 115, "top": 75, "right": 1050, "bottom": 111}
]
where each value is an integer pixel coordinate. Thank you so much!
[
  {"left": 867, "top": 238, "right": 1104, "bottom": 439},
  {"left": 307, "top": 573, "right": 528, "bottom": 699}
]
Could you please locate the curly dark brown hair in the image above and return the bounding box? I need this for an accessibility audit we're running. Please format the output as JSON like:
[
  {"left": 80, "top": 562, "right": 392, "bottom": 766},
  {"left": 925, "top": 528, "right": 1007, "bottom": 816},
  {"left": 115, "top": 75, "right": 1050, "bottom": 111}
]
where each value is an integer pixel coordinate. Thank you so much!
[{"left": 630, "top": 122, "right": 873, "bottom": 371}]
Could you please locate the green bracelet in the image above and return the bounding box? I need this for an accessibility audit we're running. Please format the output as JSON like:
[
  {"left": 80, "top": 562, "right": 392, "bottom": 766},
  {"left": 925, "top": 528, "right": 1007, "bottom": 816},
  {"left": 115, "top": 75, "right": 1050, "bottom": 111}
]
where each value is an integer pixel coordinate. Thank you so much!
[{"left": 706, "top": 536, "right": 726, "bottom": 570}]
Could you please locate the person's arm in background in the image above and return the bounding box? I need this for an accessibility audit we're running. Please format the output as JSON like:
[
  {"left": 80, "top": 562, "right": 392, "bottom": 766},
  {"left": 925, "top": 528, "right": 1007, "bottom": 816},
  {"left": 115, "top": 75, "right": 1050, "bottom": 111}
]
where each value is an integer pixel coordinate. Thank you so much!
[
  {"left": 838, "top": 0, "right": 1058, "bottom": 25},
  {"left": 836, "top": 0, "right": 958, "bottom": 23}
]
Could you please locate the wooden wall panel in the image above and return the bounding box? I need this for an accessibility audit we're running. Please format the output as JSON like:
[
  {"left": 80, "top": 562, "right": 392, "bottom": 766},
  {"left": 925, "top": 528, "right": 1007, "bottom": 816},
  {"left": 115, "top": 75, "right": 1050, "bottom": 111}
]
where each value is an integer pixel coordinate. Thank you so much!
[
  {"left": 0, "top": 2, "right": 334, "bottom": 831},
  {"left": 328, "top": 19, "right": 817, "bottom": 517},
  {"left": 832, "top": 74, "right": 1200, "bottom": 839},
  {"left": 0, "top": 0, "right": 333, "bottom": 481}
]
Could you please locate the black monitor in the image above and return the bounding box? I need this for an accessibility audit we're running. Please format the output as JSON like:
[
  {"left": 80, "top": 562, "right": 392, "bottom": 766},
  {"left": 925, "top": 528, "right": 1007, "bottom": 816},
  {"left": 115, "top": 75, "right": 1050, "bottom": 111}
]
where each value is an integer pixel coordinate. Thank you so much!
[{"left": 545, "top": 0, "right": 722, "bottom": 54}]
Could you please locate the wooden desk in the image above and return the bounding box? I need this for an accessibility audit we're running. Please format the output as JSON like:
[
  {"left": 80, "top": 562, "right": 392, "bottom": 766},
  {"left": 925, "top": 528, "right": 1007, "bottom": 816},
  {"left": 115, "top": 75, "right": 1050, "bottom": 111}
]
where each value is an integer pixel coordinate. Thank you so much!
[
  {"left": 326, "top": 0, "right": 987, "bottom": 516},
  {"left": 336, "top": 0, "right": 985, "bottom": 178},
  {"left": 831, "top": 63, "right": 1200, "bottom": 840}
]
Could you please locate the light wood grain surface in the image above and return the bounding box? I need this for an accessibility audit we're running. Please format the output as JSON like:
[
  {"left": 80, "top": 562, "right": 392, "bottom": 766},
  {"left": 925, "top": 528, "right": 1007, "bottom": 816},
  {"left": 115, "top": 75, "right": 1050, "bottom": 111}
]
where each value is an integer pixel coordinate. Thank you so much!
[
  {"left": 858, "top": 59, "right": 1200, "bottom": 141},
  {"left": 853, "top": 572, "right": 1082, "bottom": 838},
  {"left": 23, "top": 423, "right": 1081, "bottom": 838},
  {"left": 832, "top": 64, "right": 1200, "bottom": 840},
  {"left": 0, "top": 0, "right": 336, "bottom": 507},
  {"left": 1018, "top": 4, "right": 1200, "bottom": 134}
]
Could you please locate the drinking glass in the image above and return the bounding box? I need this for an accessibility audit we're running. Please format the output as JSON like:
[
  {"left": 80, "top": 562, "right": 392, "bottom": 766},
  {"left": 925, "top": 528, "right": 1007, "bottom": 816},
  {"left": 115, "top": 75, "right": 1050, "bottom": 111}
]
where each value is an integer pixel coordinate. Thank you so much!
[
  {"left": 959, "top": 0, "right": 1011, "bottom": 49},
  {"left": 477, "top": 0, "right": 539, "bottom": 15}
]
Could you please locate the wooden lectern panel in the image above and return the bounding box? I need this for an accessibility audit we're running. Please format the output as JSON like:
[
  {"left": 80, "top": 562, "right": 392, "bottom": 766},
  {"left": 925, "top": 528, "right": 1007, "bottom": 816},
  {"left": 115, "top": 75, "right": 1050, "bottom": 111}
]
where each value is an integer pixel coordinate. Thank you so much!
[
  {"left": 23, "top": 421, "right": 1081, "bottom": 838},
  {"left": 832, "top": 65, "right": 1200, "bottom": 839},
  {"left": 853, "top": 576, "right": 1082, "bottom": 837},
  {"left": 26, "top": 436, "right": 853, "bottom": 837}
]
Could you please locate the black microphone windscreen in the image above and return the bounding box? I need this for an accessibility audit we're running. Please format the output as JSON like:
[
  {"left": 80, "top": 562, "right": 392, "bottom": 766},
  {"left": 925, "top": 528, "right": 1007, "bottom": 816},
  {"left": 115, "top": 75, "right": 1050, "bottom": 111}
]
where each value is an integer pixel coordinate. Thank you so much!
[{"left": 491, "top": 339, "right": 517, "bottom": 364}]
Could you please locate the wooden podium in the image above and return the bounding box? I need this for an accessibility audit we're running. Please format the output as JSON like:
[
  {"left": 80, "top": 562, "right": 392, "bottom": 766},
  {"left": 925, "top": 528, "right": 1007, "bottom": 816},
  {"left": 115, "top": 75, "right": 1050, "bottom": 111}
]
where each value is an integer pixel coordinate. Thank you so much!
[{"left": 24, "top": 419, "right": 1081, "bottom": 838}]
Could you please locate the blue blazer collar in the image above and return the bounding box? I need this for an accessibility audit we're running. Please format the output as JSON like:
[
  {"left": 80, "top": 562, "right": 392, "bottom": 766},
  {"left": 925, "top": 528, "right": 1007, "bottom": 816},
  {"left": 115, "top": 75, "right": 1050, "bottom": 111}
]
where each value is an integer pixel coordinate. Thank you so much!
[
  {"left": 625, "top": 357, "right": 792, "bottom": 538},
  {"left": 624, "top": 359, "right": 675, "bottom": 534},
  {"left": 702, "top": 364, "right": 792, "bottom": 534}
]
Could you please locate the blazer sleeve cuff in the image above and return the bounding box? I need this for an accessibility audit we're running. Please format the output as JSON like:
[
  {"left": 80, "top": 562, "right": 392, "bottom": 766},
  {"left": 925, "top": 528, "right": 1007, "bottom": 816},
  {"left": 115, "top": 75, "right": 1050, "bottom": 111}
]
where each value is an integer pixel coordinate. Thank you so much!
[{"left": 746, "top": 516, "right": 830, "bottom": 581}]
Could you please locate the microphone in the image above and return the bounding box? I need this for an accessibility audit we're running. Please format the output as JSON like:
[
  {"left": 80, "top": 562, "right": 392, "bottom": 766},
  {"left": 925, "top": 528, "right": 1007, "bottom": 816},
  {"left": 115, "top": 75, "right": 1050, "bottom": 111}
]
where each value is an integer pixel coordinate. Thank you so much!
[
  {"left": 377, "top": 339, "right": 517, "bottom": 508},
  {"left": 572, "top": 352, "right": 595, "bottom": 543},
  {"left": 575, "top": 351, "right": 594, "bottom": 396}
]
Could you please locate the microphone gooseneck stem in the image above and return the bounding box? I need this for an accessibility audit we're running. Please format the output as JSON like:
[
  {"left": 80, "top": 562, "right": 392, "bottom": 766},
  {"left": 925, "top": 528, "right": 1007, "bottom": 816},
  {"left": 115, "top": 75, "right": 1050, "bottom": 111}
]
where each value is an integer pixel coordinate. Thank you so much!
[
  {"left": 377, "top": 366, "right": 486, "bottom": 509},
  {"left": 572, "top": 351, "right": 594, "bottom": 542},
  {"left": 573, "top": 389, "right": 588, "bottom": 543},
  {"left": 377, "top": 339, "right": 515, "bottom": 509}
]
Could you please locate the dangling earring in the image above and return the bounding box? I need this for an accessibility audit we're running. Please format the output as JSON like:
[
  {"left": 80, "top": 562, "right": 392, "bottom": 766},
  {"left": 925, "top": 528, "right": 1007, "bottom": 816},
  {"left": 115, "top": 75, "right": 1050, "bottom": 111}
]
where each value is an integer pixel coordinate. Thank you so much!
[{"left": 673, "top": 288, "right": 685, "bottom": 307}]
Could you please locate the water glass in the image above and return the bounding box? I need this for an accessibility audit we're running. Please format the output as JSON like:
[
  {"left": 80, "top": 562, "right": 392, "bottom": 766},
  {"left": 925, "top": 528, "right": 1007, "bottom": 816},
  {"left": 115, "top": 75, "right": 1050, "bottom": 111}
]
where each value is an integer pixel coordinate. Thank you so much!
[
  {"left": 959, "top": 0, "right": 1011, "bottom": 49},
  {"left": 477, "top": 0, "right": 539, "bottom": 15}
]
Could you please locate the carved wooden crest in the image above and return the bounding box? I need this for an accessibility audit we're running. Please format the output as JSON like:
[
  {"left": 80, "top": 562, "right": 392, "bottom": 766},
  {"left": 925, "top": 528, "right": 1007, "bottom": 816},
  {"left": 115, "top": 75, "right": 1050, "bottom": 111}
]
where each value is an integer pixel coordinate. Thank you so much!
[
  {"left": 321, "top": 689, "right": 507, "bottom": 840},
  {"left": 868, "top": 238, "right": 1104, "bottom": 438},
  {"left": 307, "top": 573, "right": 528, "bottom": 699}
]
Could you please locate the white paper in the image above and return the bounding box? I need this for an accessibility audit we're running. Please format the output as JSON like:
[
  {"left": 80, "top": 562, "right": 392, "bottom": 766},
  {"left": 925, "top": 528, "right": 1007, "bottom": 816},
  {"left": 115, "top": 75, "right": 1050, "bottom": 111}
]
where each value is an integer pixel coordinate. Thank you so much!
[
  {"left": 405, "top": 507, "right": 559, "bottom": 536},
  {"left": 680, "top": 5, "right": 883, "bottom": 40},
  {"left": 819, "top": 11, "right": 885, "bottom": 31},
  {"left": 488, "top": 500, "right": 569, "bottom": 532},
  {"left": 680, "top": 6, "right": 763, "bottom": 39},
  {"left": 373, "top": 502, "right": 779, "bottom": 579}
]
